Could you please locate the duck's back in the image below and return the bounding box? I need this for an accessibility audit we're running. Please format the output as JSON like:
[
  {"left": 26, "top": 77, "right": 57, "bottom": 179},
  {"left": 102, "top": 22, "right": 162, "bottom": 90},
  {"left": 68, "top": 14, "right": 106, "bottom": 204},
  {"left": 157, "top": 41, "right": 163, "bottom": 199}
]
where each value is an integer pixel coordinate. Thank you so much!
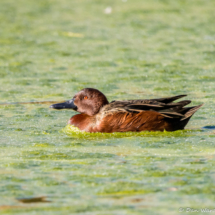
[{"left": 95, "top": 95, "right": 203, "bottom": 133}]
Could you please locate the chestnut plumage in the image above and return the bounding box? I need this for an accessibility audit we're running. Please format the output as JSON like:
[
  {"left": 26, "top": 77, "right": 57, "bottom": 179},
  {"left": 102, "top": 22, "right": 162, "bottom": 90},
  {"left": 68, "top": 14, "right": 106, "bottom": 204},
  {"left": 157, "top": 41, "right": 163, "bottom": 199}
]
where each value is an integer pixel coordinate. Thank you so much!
[{"left": 50, "top": 88, "right": 203, "bottom": 133}]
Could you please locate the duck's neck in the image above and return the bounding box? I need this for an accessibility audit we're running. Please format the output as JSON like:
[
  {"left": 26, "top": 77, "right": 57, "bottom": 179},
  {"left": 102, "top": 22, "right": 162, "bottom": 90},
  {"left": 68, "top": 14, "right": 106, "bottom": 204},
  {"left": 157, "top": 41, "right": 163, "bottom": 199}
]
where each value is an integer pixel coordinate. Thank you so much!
[{"left": 68, "top": 113, "right": 96, "bottom": 132}]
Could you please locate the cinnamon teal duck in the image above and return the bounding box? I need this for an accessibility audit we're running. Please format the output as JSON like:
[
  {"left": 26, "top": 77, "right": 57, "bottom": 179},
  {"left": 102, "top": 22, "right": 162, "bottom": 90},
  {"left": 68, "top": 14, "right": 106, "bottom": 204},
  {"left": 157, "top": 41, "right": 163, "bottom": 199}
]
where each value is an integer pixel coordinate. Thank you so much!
[{"left": 50, "top": 88, "right": 203, "bottom": 133}]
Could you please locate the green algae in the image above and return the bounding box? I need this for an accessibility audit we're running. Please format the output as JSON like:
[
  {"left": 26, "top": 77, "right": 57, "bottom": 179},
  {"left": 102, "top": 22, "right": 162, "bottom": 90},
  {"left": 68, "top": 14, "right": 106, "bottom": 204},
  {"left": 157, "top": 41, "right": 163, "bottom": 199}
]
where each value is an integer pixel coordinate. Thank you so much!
[
  {"left": 62, "top": 124, "right": 192, "bottom": 139},
  {"left": 0, "top": 0, "right": 215, "bottom": 214}
]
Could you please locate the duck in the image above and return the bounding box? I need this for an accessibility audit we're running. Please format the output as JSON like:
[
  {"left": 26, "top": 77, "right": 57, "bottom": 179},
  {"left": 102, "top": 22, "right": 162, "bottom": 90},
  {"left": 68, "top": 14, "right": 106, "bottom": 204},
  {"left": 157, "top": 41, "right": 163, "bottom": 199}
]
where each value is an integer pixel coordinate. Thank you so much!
[{"left": 49, "top": 88, "right": 203, "bottom": 133}]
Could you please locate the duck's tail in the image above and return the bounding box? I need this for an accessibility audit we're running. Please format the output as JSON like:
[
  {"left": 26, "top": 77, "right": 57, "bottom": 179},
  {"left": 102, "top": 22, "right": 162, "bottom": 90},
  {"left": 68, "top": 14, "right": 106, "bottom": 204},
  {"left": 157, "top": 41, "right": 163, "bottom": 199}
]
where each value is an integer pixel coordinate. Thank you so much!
[
  {"left": 164, "top": 103, "right": 203, "bottom": 131},
  {"left": 180, "top": 104, "right": 204, "bottom": 121}
]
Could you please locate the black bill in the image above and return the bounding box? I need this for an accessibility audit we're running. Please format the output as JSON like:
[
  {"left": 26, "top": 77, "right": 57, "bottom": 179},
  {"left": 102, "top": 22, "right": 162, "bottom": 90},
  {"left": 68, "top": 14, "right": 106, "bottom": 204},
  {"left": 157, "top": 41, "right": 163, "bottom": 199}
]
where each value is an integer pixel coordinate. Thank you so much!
[{"left": 49, "top": 99, "right": 77, "bottom": 110}]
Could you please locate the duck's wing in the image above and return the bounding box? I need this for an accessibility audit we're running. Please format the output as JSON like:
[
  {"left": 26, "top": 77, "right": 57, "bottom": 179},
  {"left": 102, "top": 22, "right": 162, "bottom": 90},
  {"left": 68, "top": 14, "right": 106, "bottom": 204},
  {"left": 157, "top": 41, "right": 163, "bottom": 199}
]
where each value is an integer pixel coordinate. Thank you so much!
[
  {"left": 102, "top": 95, "right": 195, "bottom": 119},
  {"left": 150, "top": 94, "right": 187, "bottom": 103}
]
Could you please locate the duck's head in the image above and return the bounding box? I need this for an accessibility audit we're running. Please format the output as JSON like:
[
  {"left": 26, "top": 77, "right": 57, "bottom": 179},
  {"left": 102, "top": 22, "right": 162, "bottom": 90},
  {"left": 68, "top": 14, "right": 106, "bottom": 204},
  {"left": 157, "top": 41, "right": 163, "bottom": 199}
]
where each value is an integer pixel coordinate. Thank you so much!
[{"left": 49, "top": 88, "right": 109, "bottom": 116}]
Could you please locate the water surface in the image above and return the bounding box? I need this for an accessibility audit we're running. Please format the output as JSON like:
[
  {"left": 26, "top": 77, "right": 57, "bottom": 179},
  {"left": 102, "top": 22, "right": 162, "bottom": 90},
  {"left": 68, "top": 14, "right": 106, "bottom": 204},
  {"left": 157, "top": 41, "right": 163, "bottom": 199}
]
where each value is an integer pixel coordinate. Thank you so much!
[{"left": 1, "top": 0, "right": 215, "bottom": 214}]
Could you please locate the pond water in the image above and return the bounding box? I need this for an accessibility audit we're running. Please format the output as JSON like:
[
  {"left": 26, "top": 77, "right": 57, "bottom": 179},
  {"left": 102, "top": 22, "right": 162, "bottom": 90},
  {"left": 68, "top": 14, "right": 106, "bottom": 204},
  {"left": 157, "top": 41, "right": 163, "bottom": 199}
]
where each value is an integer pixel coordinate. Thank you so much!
[{"left": 1, "top": 0, "right": 215, "bottom": 214}]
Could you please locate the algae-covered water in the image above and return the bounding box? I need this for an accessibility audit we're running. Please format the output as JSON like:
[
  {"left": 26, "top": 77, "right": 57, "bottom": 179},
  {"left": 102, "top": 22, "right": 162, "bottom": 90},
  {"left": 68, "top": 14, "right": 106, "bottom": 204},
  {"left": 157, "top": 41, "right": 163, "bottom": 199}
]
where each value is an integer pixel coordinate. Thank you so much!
[{"left": 1, "top": 0, "right": 215, "bottom": 214}]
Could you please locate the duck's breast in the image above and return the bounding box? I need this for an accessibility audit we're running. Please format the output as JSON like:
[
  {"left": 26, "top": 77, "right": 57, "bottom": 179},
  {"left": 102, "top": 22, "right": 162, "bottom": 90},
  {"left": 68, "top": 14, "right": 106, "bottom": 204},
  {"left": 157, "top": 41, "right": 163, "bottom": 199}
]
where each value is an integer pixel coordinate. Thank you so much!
[{"left": 68, "top": 114, "right": 96, "bottom": 132}]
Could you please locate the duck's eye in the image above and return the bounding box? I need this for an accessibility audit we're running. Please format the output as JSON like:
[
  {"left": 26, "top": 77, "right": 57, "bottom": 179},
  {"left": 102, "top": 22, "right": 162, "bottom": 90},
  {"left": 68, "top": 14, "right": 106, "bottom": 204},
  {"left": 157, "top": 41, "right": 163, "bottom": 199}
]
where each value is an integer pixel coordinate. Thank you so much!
[{"left": 84, "top": 96, "right": 88, "bottom": 100}]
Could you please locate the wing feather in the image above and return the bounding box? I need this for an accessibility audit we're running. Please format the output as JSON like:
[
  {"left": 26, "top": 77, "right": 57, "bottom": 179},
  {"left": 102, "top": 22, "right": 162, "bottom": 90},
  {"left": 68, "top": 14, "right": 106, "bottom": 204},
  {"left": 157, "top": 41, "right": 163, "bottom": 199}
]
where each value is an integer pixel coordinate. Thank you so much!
[{"left": 101, "top": 95, "right": 193, "bottom": 120}]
